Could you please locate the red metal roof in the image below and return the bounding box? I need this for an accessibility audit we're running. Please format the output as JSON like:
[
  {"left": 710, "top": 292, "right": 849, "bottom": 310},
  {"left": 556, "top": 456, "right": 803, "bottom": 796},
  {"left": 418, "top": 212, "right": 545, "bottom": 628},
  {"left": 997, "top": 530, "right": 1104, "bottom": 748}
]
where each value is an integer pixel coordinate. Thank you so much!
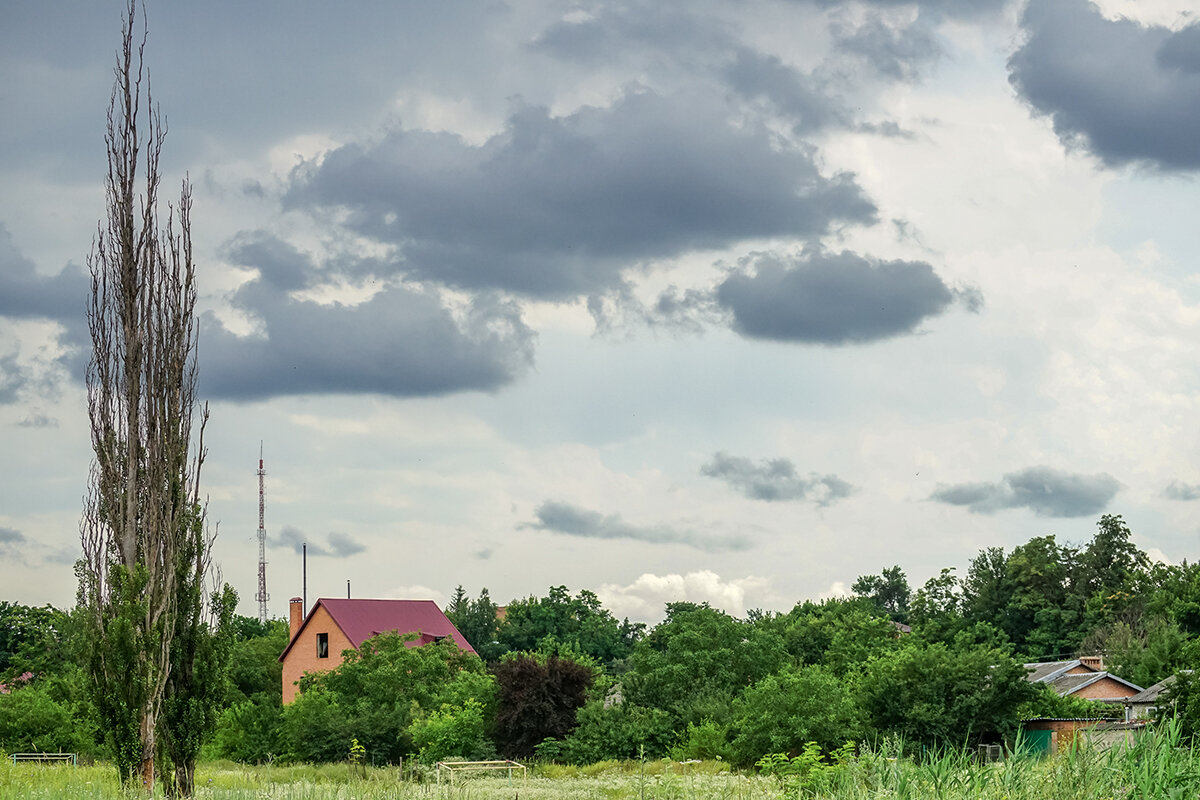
[{"left": 279, "top": 598, "right": 477, "bottom": 661}]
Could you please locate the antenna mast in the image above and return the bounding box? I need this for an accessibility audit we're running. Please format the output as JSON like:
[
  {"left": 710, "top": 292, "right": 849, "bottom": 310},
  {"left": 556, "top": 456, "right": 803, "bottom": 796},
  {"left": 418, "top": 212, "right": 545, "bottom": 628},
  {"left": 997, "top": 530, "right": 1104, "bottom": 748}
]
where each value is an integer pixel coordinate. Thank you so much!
[{"left": 255, "top": 443, "right": 269, "bottom": 624}]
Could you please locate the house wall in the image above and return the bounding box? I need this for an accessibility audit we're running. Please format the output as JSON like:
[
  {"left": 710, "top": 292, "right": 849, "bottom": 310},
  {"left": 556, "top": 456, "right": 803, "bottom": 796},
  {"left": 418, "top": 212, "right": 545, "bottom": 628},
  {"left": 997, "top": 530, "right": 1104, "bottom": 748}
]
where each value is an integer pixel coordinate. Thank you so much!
[
  {"left": 281, "top": 605, "right": 355, "bottom": 704},
  {"left": 1073, "top": 676, "right": 1139, "bottom": 701}
]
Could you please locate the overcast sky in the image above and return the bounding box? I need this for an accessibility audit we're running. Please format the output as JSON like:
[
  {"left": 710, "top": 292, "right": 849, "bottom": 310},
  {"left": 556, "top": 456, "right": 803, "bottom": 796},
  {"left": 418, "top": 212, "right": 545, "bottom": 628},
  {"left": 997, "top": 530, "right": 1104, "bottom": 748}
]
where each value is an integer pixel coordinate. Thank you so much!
[{"left": 3, "top": 0, "right": 1200, "bottom": 623}]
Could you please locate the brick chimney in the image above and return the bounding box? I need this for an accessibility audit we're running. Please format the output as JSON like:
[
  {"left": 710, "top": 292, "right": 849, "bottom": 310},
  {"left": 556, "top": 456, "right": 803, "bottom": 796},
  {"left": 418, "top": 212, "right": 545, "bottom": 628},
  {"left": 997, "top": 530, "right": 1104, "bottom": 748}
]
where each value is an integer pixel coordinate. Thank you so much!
[
  {"left": 289, "top": 597, "right": 304, "bottom": 639},
  {"left": 1079, "top": 654, "right": 1104, "bottom": 670}
]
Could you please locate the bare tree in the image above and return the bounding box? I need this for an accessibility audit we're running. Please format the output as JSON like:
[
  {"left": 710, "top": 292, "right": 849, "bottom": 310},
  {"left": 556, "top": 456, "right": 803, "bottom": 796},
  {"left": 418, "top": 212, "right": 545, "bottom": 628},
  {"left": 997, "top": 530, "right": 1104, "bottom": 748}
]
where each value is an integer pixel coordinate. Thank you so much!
[{"left": 79, "top": 2, "right": 208, "bottom": 790}]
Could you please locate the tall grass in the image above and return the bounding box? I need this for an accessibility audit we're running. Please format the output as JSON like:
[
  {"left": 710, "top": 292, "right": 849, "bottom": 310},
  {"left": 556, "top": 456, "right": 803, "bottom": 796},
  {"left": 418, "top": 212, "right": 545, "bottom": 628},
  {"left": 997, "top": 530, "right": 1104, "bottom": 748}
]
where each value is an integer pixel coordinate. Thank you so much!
[{"left": 2, "top": 723, "right": 1197, "bottom": 799}]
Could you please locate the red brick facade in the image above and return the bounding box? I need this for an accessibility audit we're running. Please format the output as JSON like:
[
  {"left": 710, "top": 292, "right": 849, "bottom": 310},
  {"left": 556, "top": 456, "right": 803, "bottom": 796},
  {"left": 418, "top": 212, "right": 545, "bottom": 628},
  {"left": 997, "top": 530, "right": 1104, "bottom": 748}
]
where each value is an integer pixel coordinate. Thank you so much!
[{"left": 281, "top": 604, "right": 355, "bottom": 704}]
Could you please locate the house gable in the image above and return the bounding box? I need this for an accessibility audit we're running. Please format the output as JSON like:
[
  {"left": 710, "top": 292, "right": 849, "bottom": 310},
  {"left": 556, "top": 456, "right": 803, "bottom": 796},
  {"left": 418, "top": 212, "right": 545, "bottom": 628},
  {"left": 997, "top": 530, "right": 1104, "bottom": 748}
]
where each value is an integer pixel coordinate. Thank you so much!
[{"left": 280, "top": 603, "right": 356, "bottom": 704}]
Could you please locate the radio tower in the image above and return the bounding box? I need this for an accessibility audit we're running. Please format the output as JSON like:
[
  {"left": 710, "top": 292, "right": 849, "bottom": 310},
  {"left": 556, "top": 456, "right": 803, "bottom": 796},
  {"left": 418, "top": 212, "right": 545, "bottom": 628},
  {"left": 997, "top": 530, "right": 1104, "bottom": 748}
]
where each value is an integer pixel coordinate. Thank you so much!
[{"left": 255, "top": 443, "right": 269, "bottom": 624}]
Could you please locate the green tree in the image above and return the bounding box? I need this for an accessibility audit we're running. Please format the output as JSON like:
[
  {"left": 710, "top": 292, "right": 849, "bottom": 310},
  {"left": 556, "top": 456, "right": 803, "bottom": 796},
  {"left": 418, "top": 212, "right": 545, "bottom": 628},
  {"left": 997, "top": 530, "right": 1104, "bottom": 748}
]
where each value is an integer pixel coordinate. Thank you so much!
[
  {"left": 729, "top": 664, "right": 864, "bottom": 766},
  {"left": 852, "top": 566, "right": 911, "bottom": 622},
  {"left": 962, "top": 547, "right": 1011, "bottom": 632},
  {"left": 767, "top": 598, "right": 897, "bottom": 677},
  {"left": 859, "top": 635, "right": 1037, "bottom": 748},
  {"left": 499, "top": 586, "right": 642, "bottom": 665},
  {"left": 909, "top": 568, "right": 964, "bottom": 644},
  {"left": 625, "top": 603, "right": 787, "bottom": 728},
  {"left": 208, "top": 617, "right": 288, "bottom": 764},
  {"left": 446, "top": 586, "right": 506, "bottom": 662}
]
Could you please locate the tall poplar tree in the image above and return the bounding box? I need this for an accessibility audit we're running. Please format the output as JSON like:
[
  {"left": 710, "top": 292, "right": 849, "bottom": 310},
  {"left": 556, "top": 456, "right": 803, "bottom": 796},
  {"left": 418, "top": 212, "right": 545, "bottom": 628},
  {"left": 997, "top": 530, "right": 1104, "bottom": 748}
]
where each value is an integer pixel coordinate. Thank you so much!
[{"left": 78, "top": 2, "right": 218, "bottom": 792}]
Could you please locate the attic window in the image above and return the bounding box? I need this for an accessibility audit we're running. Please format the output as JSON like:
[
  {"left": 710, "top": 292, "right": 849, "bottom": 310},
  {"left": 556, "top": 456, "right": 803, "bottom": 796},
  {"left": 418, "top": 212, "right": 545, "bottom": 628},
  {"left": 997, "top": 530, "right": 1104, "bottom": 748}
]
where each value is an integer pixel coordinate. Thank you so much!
[{"left": 317, "top": 632, "right": 329, "bottom": 659}]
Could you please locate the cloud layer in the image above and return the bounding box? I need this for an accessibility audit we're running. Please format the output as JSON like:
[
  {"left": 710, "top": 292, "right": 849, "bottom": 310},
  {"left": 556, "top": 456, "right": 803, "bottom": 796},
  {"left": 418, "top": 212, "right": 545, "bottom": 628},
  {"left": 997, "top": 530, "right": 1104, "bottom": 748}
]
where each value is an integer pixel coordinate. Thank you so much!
[
  {"left": 286, "top": 90, "right": 877, "bottom": 299},
  {"left": 524, "top": 500, "right": 752, "bottom": 553},
  {"left": 701, "top": 452, "right": 854, "bottom": 505},
  {"left": 930, "top": 466, "right": 1119, "bottom": 518}
]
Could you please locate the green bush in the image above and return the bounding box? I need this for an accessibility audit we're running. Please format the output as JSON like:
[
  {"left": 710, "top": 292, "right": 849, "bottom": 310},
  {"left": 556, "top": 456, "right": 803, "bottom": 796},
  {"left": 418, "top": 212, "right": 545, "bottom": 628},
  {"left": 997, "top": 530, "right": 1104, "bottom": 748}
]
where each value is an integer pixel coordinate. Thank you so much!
[
  {"left": 0, "top": 684, "right": 90, "bottom": 754},
  {"left": 409, "top": 698, "right": 496, "bottom": 763}
]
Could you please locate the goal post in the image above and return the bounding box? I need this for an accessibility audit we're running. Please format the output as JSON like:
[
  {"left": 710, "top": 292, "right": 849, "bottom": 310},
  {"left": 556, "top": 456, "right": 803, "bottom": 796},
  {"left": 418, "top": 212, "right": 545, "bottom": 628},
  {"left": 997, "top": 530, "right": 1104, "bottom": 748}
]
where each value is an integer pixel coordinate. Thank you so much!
[{"left": 435, "top": 760, "right": 526, "bottom": 784}]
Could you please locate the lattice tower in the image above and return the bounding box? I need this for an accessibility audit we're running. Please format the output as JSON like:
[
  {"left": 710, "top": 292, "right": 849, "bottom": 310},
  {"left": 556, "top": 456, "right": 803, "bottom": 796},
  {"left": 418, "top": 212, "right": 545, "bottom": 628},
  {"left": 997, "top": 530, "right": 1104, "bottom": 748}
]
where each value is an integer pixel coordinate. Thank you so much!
[{"left": 255, "top": 445, "right": 269, "bottom": 624}]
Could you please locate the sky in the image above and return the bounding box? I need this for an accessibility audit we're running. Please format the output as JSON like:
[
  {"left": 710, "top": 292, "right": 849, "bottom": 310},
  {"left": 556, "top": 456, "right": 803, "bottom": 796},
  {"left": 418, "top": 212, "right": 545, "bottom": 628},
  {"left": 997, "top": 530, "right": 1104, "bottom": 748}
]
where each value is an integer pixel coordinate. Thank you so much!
[{"left": 3, "top": 0, "right": 1200, "bottom": 624}]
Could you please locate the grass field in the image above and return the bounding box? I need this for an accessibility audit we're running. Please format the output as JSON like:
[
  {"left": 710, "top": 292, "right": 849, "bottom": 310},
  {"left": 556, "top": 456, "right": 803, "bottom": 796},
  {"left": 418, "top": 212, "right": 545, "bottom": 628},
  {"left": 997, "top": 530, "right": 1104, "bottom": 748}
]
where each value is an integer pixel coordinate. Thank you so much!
[{"left": 3, "top": 724, "right": 1197, "bottom": 799}]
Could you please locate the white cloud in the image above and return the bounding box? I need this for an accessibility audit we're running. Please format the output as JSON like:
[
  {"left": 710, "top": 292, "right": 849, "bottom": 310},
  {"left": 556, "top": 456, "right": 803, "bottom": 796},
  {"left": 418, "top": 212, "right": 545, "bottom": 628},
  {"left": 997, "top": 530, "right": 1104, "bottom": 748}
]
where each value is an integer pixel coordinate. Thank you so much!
[{"left": 596, "top": 570, "right": 771, "bottom": 623}]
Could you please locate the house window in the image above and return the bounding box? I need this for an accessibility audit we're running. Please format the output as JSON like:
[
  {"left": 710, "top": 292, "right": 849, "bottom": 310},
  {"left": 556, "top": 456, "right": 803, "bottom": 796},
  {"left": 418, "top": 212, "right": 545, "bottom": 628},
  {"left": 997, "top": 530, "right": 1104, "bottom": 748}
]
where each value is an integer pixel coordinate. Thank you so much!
[{"left": 317, "top": 632, "right": 329, "bottom": 659}]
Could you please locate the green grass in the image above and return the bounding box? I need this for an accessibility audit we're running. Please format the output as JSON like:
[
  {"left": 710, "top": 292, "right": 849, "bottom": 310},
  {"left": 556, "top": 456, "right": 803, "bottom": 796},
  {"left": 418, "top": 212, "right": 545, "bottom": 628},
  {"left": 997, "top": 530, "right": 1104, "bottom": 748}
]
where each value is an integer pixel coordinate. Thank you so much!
[{"left": 3, "top": 724, "right": 1198, "bottom": 799}]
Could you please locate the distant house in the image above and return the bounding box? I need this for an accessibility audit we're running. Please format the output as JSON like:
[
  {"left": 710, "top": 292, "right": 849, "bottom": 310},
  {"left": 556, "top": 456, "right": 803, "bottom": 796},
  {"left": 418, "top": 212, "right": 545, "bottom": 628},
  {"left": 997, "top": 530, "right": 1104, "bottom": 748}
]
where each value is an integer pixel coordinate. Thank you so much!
[
  {"left": 1024, "top": 657, "right": 1144, "bottom": 704},
  {"left": 1124, "top": 673, "right": 1187, "bottom": 722},
  {"left": 279, "top": 597, "right": 476, "bottom": 704}
]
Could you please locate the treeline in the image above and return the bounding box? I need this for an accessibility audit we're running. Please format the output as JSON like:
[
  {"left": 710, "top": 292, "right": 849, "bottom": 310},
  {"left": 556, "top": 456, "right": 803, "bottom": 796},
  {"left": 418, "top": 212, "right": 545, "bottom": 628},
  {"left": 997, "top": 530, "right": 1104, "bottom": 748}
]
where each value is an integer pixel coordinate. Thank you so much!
[{"left": 3, "top": 514, "right": 1199, "bottom": 766}]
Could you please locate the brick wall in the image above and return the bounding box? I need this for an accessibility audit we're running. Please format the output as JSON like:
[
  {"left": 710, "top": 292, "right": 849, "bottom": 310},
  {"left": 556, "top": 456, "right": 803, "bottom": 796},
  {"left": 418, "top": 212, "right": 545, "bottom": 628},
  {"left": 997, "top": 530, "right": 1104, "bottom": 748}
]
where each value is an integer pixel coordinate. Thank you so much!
[
  {"left": 281, "top": 604, "right": 356, "bottom": 704},
  {"left": 1073, "top": 676, "right": 1138, "bottom": 701}
]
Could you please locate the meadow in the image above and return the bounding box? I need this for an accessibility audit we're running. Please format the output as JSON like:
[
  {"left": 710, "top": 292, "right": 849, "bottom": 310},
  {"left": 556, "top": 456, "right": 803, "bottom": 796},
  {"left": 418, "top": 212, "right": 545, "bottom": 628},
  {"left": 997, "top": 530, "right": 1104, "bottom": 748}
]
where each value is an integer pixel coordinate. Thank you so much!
[{"left": 3, "top": 723, "right": 1199, "bottom": 800}]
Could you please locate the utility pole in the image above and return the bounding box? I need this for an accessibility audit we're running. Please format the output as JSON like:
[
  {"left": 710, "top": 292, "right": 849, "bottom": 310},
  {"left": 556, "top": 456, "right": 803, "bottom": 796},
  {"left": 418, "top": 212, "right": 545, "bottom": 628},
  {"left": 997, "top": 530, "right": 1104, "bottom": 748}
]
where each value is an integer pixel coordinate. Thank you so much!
[{"left": 256, "top": 443, "right": 269, "bottom": 624}]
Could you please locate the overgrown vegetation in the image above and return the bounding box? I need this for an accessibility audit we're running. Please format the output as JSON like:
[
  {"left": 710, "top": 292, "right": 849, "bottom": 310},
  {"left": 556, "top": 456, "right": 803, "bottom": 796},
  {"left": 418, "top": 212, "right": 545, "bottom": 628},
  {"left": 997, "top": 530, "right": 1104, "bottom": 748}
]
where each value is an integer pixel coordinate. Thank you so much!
[
  {"left": 3, "top": 721, "right": 1200, "bottom": 799},
  {"left": 5, "top": 514, "right": 1200, "bottom": 772}
]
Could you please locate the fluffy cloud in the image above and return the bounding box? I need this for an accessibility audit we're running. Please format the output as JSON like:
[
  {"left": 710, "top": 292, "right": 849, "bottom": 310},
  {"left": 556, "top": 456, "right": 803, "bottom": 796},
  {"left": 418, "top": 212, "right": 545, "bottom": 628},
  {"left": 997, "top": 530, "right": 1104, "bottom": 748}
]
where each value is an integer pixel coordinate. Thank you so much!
[
  {"left": 200, "top": 237, "right": 536, "bottom": 400},
  {"left": 523, "top": 500, "right": 752, "bottom": 553},
  {"left": 701, "top": 452, "right": 854, "bottom": 505},
  {"left": 286, "top": 89, "right": 877, "bottom": 299},
  {"left": 1009, "top": 0, "right": 1200, "bottom": 170},
  {"left": 596, "top": 570, "right": 770, "bottom": 623},
  {"left": 714, "top": 250, "right": 969, "bottom": 344},
  {"left": 930, "top": 466, "right": 1120, "bottom": 518},
  {"left": 270, "top": 525, "right": 365, "bottom": 558}
]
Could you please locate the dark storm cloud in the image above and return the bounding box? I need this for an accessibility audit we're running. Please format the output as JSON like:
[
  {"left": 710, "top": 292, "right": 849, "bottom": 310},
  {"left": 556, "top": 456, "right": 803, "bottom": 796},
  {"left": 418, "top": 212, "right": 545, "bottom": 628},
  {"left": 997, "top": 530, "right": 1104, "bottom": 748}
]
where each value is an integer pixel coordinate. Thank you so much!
[
  {"left": 724, "top": 49, "right": 848, "bottom": 132},
  {"left": 200, "top": 239, "right": 535, "bottom": 401},
  {"left": 524, "top": 501, "right": 752, "bottom": 553},
  {"left": 286, "top": 89, "right": 877, "bottom": 299},
  {"left": 714, "top": 250, "right": 966, "bottom": 344},
  {"left": 271, "top": 526, "right": 365, "bottom": 558},
  {"left": 701, "top": 452, "right": 855, "bottom": 506},
  {"left": 1164, "top": 481, "right": 1200, "bottom": 501},
  {"left": 1009, "top": 0, "right": 1200, "bottom": 170},
  {"left": 930, "top": 466, "right": 1120, "bottom": 517},
  {"left": 0, "top": 224, "right": 88, "bottom": 325}
]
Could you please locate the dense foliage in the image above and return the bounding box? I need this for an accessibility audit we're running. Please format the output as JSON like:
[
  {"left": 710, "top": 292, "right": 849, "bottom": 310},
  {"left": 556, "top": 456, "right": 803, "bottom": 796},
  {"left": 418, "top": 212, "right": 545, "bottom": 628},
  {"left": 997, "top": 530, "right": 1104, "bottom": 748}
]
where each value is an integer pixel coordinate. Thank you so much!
[{"left": 5, "top": 513, "right": 1198, "bottom": 770}]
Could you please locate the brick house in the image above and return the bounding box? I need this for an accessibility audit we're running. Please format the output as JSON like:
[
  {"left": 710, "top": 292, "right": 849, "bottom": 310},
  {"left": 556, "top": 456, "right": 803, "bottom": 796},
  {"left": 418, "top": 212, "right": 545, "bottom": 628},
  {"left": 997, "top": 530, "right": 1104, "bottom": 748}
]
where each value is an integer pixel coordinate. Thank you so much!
[
  {"left": 1024, "top": 657, "right": 1144, "bottom": 703},
  {"left": 279, "top": 597, "right": 477, "bottom": 704}
]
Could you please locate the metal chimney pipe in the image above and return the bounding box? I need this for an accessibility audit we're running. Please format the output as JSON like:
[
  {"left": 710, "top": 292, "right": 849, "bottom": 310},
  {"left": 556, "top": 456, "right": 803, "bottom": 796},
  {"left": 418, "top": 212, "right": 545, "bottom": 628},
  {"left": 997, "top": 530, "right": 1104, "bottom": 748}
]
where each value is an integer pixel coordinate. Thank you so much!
[{"left": 302, "top": 543, "right": 307, "bottom": 617}]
